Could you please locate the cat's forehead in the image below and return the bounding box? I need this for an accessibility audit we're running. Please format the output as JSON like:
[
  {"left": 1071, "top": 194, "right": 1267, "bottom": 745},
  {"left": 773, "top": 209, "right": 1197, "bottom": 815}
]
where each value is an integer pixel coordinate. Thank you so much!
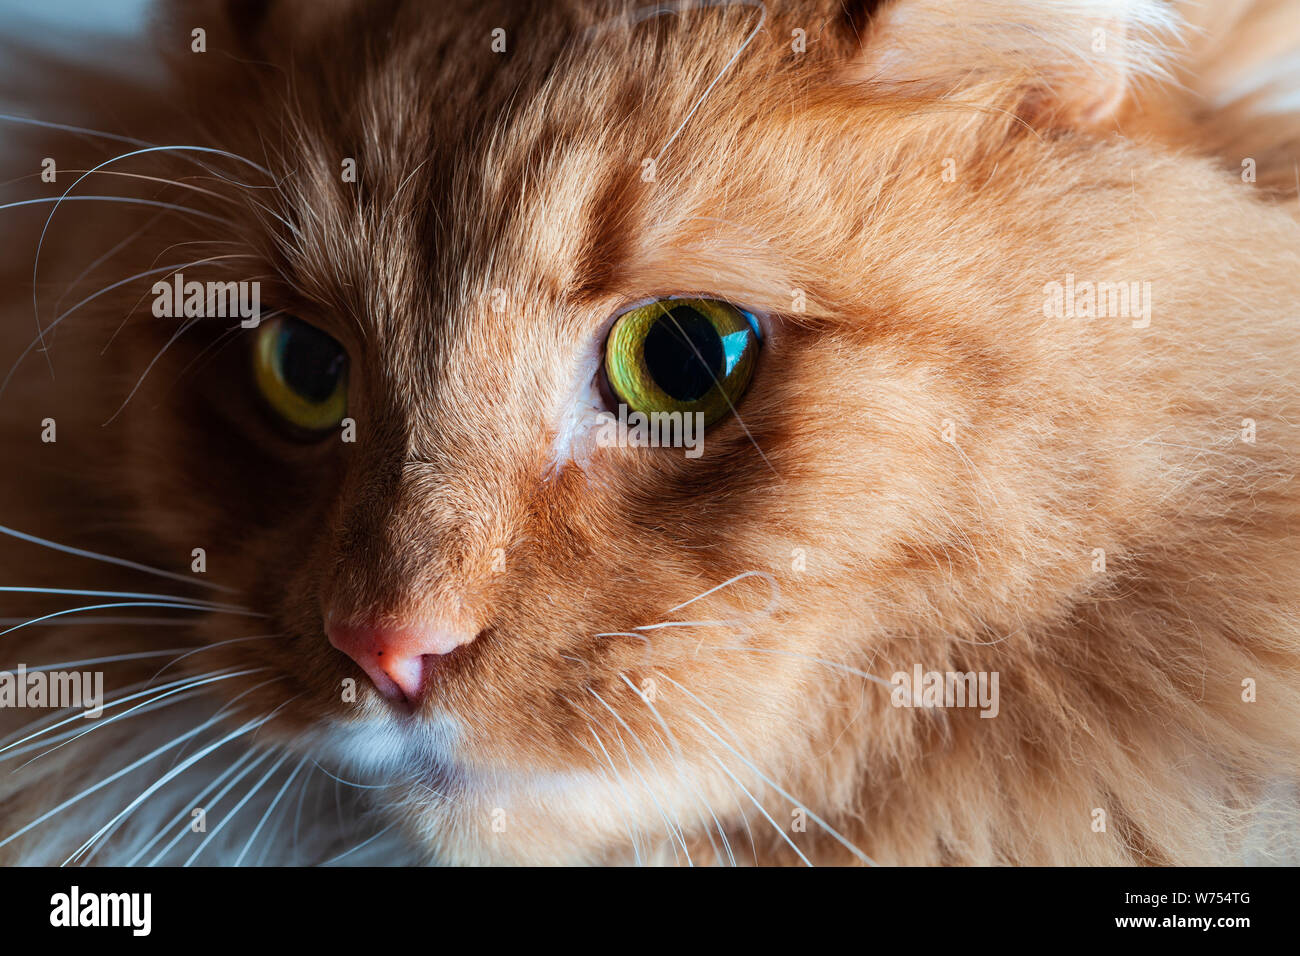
[{"left": 269, "top": 0, "right": 792, "bottom": 341}]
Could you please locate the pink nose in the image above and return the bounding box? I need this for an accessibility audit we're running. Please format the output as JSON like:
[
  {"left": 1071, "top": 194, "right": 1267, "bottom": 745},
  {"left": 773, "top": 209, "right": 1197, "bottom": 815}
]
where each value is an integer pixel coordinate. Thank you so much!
[{"left": 326, "top": 620, "right": 476, "bottom": 705}]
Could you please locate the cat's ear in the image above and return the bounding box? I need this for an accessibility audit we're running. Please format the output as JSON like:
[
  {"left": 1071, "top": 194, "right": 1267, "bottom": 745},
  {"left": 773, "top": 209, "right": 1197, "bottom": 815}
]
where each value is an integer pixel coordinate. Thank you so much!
[{"left": 835, "top": 0, "right": 1181, "bottom": 128}]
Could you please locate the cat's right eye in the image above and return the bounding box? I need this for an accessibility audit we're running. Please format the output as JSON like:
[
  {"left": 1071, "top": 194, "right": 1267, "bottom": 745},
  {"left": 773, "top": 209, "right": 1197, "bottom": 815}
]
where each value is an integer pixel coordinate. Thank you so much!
[{"left": 251, "top": 316, "right": 349, "bottom": 435}]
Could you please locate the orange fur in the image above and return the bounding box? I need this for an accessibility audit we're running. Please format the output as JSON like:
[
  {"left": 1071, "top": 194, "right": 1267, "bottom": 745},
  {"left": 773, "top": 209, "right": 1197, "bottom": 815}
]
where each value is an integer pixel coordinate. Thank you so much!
[{"left": 0, "top": 0, "right": 1297, "bottom": 865}]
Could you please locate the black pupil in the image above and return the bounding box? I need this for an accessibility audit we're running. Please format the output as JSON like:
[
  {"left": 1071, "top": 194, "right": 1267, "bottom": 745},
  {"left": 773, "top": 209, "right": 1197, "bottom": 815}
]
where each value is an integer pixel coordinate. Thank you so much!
[
  {"left": 643, "top": 306, "right": 724, "bottom": 402},
  {"left": 278, "top": 320, "right": 344, "bottom": 403}
]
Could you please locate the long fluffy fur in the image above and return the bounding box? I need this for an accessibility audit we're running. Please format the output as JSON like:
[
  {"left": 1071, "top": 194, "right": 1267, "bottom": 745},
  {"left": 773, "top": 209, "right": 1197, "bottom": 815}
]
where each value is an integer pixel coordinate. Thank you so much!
[{"left": 0, "top": 0, "right": 1298, "bottom": 865}]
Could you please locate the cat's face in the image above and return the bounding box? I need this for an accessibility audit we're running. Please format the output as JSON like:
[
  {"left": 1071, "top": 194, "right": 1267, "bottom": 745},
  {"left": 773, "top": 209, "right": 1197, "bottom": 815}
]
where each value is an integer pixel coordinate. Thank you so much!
[{"left": 51, "top": 0, "right": 1266, "bottom": 863}]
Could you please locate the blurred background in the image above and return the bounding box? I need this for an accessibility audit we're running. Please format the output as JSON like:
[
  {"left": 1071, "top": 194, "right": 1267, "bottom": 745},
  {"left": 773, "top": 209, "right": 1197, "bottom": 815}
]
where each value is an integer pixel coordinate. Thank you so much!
[
  {"left": 1, "top": 0, "right": 155, "bottom": 113},
  {"left": 0, "top": 0, "right": 150, "bottom": 44}
]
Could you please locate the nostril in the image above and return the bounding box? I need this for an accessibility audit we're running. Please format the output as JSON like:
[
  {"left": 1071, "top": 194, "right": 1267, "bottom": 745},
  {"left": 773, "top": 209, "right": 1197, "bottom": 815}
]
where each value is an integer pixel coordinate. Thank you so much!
[{"left": 325, "top": 619, "right": 479, "bottom": 706}]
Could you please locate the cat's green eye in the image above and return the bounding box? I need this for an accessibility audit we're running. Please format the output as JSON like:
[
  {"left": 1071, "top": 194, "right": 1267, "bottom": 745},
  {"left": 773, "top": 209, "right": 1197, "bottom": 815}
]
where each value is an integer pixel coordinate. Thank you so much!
[
  {"left": 252, "top": 317, "right": 348, "bottom": 434},
  {"left": 602, "top": 298, "right": 761, "bottom": 428}
]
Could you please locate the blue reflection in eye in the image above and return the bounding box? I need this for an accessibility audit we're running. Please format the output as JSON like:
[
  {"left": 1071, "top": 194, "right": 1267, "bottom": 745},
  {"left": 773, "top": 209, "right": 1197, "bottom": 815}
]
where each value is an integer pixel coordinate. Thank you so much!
[{"left": 720, "top": 310, "right": 761, "bottom": 376}]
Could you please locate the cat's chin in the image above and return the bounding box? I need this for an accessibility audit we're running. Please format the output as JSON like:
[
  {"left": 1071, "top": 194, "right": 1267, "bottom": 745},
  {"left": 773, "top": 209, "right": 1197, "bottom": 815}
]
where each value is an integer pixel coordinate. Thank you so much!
[
  {"left": 312, "top": 711, "right": 461, "bottom": 787},
  {"left": 304, "top": 713, "right": 673, "bottom": 864}
]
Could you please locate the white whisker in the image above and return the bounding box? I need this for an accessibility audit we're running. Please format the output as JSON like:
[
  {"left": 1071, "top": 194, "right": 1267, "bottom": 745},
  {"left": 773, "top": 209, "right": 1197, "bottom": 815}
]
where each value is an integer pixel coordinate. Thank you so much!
[
  {"left": 142, "top": 749, "right": 275, "bottom": 867},
  {"left": 0, "top": 112, "right": 154, "bottom": 149},
  {"left": 618, "top": 672, "right": 736, "bottom": 866},
  {"left": 15, "top": 668, "right": 269, "bottom": 770},
  {"left": 586, "top": 688, "right": 693, "bottom": 865},
  {"left": 0, "top": 707, "right": 242, "bottom": 851},
  {"left": 148, "top": 635, "right": 276, "bottom": 683},
  {"left": 124, "top": 747, "right": 265, "bottom": 866},
  {"left": 102, "top": 316, "right": 203, "bottom": 424},
  {"left": 647, "top": 0, "right": 768, "bottom": 165},
  {"left": 66, "top": 711, "right": 283, "bottom": 866},
  {"left": 706, "top": 644, "right": 899, "bottom": 692},
  {"left": 0, "top": 523, "right": 235, "bottom": 592},
  {"left": 233, "top": 753, "right": 310, "bottom": 866},
  {"left": 181, "top": 748, "right": 294, "bottom": 867},
  {"left": 704, "top": 749, "right": 811, "bottom": 866},
  {"left": 318, "top": 822, "right": 399, "bottom": 867},
  {"left": 0, "top": 194, "right": 226, "bottom": 220},
  {"left": 0, "top": 585, "right": 248, "bottom": 611},
  {"left": 581, "top": 721, "right": 646, "bottom": 866},
  {"left": 1, "top": 691, "right": 205, "bottom": 765},
  {"left": 0, "top": 671, "right": 216, "bottom": 755},
  {"left": 1, "top": 256, "right": 254, "bottom": 399},
  {"left": 661, "top": 674, "right": 877, "bottom": 865},
  {"left": 0, "top": 601, "right": 263, "bottom": 637},
  {"left": 661, "top": 569, "right": 778, "bottom": 616},
  {"left": 22, "top": 647, "right": 201, "bottom": 671}
]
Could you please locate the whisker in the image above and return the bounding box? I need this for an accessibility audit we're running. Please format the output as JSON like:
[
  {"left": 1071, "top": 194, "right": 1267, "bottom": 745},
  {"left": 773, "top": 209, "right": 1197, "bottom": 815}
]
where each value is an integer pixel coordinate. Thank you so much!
[
  {"left": 617, "top": 672, "right": 736, "bottom": 866},
  {"left": 0, "top": 585, "right": 249, "bottom": 612},
  {"left": 76, "top": 682, "right": 297, "bottom": 863},
  {"left": 318, "top": 822, "right": 399, "bottom": 867},
  {"left": 309, "top": 761, "right": 395, "bottom": 791},
  {"left": 647, "top": 296, "right": 779, "bottom": 478},
  {"left": 181, "top": 748, "right": 295, "bottom": 867},
  {"left": 705, "top": 644, "right": 899, "bottom": 693},
  {"left": 66, "top": 710, "right": 285, "bottom": 866},
  {"left": 0, "top": 194, "right": 227, "bottom": 221},
  {"left": 165, "top": 319, "right": 256, "bottom": 389},
  {"left": 592, "top": 630, "right": 651, "bottom": 645},
  {"left": 0, "top": 601, "right": 264, "bottom": 638},
  {"left": 256, "top": 765, "right": 313, "bottom": 866},
  {"left": 16, "top": 668, "right": 269, "bottom": 770},
  {"left": 102, "top": 317, "right": 203, "bottom": 424},
  {"left": 0, "top": 113, "right": 155, "bottom": 149},
  {"left": 21, "top": 647, "right": 201, "bottom": 671},
  {"left": 1, "top": 256, "right": 251, "bottom": 399},
  {"left": 704, "top": 748, "right": 811, "bottom": 866},
  {"left": 648, "top": 0, "right": 768, "bottom": 165},
  {"left": 123, "top": 747, "right": 266, "bottom": 867},
  {"left": 0, "top": 524, "right": 233, "bottom": 592},
  {"left": 0, "top": 690, "right": 207, "bottom": 765},
  {"left": 144, "top": 749, "right": 276, "bottom": 867},
  {"left": 0, "top": 617, "right": 224, "bottom": 627},
  {"left": 53, "top": 169, "right": 247, "bottom": 205},
  {"left": 51, "top": 214, "right": 167, "bottom": 316},
  {"left": 580, "top": 721, "right": 646, "bottom": 866},
  {"left": 585, "top": 688, "right": 693, "bottom": 866},
  {"left": 292, "top": 762, "right": 315, "bottom": 863},
  {"left": 0, "top": 668, "right": 250, "bottom": 757},
  {"left": 661, "top": 674, "right": 878, "bottom": 865},
  {"left": 661, "top": 570, "right": 778, "bottom": 616},
  {"left": 0, "top": 706, "right": 243, "bottom": 852},
  {"left": 100, "top": 257, "right": 265, "bottom": 357},
  {"left": 0, "top": 673, "right": 177, "bottom": 753},
  {"left": 232, "top": 753, "right": 310, "bottom": 866},
  {"left": 148, "top": 635, "right": 276, "bottom": 683},
  {"left": 31, "top": 143, "right": 270, "bottom": 374},
  {"left": 0, "top": 115, "right": 279, "bottom": 191},
  {"left": 162, "top": 676, "right": 290, "bottom": 770}
]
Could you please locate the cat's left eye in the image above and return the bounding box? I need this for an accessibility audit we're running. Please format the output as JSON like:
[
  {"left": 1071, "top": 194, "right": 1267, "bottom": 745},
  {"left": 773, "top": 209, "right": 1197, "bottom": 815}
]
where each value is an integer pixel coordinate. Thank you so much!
[
  {"left": 602, "top": 297, "right": 761, "bottom": 428},
  {"left": 252, "top": 317, "right": 348, "bottom": 435}
]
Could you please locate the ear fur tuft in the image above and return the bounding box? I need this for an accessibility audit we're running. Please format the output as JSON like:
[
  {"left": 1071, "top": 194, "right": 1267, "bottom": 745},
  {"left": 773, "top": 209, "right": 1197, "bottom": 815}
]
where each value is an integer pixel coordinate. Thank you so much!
[{"left": 845, "top": 0, "right": 1184, "bottom": 127}]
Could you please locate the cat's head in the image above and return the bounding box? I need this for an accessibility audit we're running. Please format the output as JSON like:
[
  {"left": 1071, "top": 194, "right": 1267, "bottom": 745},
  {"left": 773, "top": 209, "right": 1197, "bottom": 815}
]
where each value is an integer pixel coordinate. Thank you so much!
[{"left": 52, "top": 0, "right": 1286, "bottom": 863}]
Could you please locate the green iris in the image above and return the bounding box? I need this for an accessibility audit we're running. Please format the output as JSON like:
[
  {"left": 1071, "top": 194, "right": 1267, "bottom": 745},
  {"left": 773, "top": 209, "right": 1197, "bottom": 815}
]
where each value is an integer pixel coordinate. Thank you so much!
[
  {"left": 252, "top": 317, "right": 348, "bottom": 433},
  {"left": 603, "top": 298, "right": 761, "bottom": 427}
]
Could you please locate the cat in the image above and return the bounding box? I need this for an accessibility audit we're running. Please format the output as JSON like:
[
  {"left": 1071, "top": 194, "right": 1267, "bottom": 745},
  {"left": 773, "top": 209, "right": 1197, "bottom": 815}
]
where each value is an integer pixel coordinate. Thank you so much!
[{"left": 0, "top": 0, "right": 1298, "bottom": 866}]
